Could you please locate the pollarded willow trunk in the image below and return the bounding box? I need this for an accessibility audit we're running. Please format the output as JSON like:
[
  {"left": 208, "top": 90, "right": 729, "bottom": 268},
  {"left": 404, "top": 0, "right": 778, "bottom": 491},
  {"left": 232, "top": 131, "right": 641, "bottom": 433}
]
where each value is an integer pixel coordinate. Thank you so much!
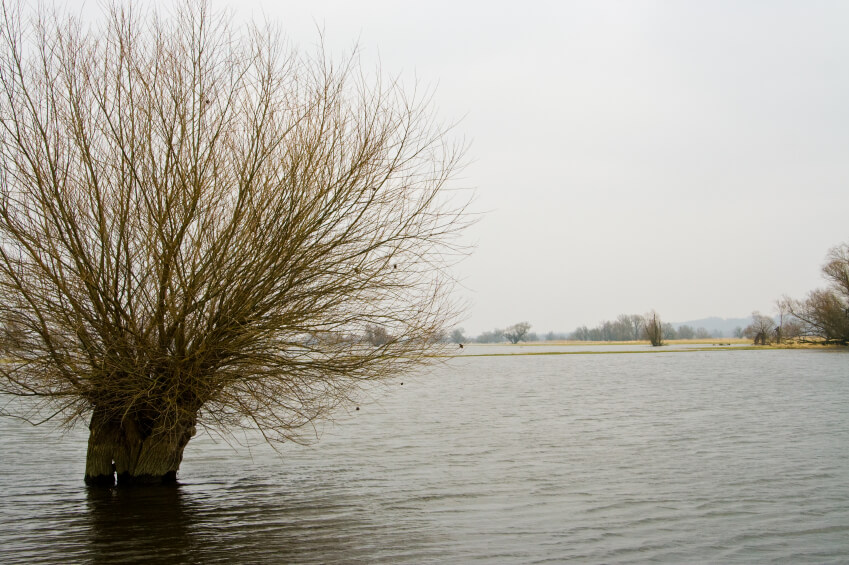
[{"left": 84, "top": 408, "right": 198, "bottom": 486}]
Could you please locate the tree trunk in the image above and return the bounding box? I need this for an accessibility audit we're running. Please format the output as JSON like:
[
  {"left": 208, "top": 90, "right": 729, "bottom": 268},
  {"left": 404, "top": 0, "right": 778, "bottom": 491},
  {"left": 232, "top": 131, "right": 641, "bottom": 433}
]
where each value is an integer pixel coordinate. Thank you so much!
[{"left": 84, "top": 409, "right": 197, "bottom": 486}]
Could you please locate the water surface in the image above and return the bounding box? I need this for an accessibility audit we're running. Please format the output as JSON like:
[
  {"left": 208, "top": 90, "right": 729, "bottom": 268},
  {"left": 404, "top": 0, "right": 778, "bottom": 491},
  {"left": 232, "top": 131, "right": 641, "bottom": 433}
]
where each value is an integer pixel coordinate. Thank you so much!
[{"left": 1, "top": 347, "right": 848, "bottom": 563}]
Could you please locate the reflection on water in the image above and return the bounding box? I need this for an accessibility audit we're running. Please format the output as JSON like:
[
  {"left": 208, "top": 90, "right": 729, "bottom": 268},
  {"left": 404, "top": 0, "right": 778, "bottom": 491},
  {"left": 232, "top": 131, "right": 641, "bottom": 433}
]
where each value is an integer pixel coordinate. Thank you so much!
[
  {"left": 85, "top": 486, "right": 195, "bottom": 564},
  {"left": 2, "top": 348, "right": 849, "bottom": 563},
  {"left": 82, "top": 482, "right": 429, "bottom": 565}
]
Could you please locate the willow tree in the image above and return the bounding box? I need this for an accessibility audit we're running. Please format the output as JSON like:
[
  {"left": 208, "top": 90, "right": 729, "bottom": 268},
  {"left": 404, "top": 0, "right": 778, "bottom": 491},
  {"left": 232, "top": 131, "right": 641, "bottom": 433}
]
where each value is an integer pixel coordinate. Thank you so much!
[
  {"left": 643, "top": 311, "right": 664, "bottom": 346},
  {"left": 0, "top": 2, "right": 468, "bottom": 485},
  {"left": 783, "top": 242, "right": 849, "bottom": 344}
]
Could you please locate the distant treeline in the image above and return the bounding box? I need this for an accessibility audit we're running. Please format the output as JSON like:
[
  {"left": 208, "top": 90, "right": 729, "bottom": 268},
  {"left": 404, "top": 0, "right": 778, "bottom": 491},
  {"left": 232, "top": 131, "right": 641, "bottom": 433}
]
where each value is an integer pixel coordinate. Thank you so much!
[
  {"left": 448, "top": 315, "right": 736, "bottom": 345},
  {"left": 449, "top": 241, "right": 849, "bottom": 347},
  {"left": 569, "top": 314, "right": 728, "bottom": 341}
]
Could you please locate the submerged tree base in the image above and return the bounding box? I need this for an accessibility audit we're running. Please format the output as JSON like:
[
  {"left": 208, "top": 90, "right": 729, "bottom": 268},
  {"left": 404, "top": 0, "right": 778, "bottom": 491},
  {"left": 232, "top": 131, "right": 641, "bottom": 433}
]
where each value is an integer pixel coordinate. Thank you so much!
[
  {"left": 85, "top": 470, "right": 179, "bottom": 488},
  {"left": 84, "top": 408, "right": 195, "bottom": 487}
]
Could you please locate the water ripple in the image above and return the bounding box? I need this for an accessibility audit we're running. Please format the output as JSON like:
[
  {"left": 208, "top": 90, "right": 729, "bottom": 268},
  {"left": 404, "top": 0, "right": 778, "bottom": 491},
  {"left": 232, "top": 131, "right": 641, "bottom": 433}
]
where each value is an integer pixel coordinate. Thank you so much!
[{"left": 1, "top": 348, "right": 848, "bottom": 563}]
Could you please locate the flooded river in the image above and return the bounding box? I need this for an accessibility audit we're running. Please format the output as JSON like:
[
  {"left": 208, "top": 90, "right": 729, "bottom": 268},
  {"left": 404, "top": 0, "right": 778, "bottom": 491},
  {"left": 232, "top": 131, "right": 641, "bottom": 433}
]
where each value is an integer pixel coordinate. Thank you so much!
[{"left": 2, "top": 346, "right": 848, "bottom": 563}]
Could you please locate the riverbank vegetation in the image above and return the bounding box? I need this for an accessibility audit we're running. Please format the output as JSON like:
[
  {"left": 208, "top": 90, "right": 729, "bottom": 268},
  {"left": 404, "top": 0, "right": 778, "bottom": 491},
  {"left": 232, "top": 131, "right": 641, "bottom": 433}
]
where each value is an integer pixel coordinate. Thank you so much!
[
  {"left": 456, "top": 241, "right": 849, "bottom": 349},
  {"left": 737, "top": 241, "right": 849, "bottom": 346},
  {"left": 780, "top": 242, "right": 849, "bottom": 344},
  {"left": 461, "top": 313, "right": 731, "bottom": 345}
]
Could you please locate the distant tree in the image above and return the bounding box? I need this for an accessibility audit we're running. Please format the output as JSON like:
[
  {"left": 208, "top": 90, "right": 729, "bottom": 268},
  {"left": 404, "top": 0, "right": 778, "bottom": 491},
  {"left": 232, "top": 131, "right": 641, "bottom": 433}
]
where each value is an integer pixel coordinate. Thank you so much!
[
  {"left": 614, "top": 314, "right": 636, "bottom": 341},
  {"left": 449, "top": 328, "right": 467, "bottom": 344},
  {"left": 629, "top": 315, "right": 645, "bottom": 341},
  {"left": 570, "top": 326, "right": 591, "bottom": 341},
  {"left": 503, "top": 322, "right": 532, "bottom": 344},
  {"left": 784, "top": 242, "right": 849, "bottom": 344},
  {"left": 676, "top": 325, "right": 695, "bottom": 340},
  {"left": 775, "top": 300, "right": 790, "bottom": 344},
  {"left": 823, "top": 242, "right": 849, "bottom": 299},
  {"left": 662, "top": 323, "right": 677, "bottom": 341},
  {"left": 694, "top": 327, "right": 711, "bottom": 339},
  {"left": 743, "top": 312, "right": 776, "bottom": 345},
  {"left": 643, "top": 311, "right": 664, "bottom": 346},
  {"left": 364, "top": 325, "right": 391, "bottom": 346},
  {"left": 733, "top": 326, "right": 744, "bottom": 338},
  {"left": 476, "top": 329, "right": 505, "bottom": 344},
  {"left": 786, "top": 290, "right": 849, "bottom": 343},
  {"left": 570, "top": 314, "right": 664, "bottom": 342},
  {"left": 598, "top": 320, "right": 613, "bottom": 341},
  {"left": 780, "top": 319, "right": 803, "bottom": 341}
]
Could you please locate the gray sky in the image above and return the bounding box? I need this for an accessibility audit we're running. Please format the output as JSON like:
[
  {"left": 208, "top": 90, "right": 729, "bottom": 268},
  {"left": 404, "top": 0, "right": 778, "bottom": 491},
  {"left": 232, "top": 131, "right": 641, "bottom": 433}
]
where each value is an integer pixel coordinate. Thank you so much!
[{"left": 80, "top": 1, "right": 849, "bottom": 334}]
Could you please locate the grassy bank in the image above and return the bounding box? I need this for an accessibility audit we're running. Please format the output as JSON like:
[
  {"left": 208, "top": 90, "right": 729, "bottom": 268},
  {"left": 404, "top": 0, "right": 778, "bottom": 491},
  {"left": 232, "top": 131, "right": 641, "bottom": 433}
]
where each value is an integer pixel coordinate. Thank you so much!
[
  {"left": 444, "top": 339, "right": 847, "bottom": 358},
  {"left": 517, "top": 338, "right": 751, "bottom": 346}
]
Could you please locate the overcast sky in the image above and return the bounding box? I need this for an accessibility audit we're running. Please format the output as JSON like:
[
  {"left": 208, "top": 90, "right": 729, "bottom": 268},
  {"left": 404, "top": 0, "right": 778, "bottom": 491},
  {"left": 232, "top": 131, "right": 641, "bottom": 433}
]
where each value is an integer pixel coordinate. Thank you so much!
[{"left": 75, "top": 0, "right": 849, "bottom": 335}]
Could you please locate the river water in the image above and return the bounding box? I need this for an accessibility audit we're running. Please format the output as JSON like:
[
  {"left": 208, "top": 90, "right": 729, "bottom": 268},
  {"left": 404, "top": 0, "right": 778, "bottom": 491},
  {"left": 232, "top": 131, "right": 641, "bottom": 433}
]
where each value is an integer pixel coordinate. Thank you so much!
[{"left": 1, "top": 346, "right": 848, "bottom": 563}]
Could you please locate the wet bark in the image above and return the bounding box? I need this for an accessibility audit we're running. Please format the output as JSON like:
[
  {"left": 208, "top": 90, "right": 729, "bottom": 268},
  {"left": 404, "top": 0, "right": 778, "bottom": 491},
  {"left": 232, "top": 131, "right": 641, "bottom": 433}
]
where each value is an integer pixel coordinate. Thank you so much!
[{"left": 84, "top": 408, "right": 197, "bottom": 486}]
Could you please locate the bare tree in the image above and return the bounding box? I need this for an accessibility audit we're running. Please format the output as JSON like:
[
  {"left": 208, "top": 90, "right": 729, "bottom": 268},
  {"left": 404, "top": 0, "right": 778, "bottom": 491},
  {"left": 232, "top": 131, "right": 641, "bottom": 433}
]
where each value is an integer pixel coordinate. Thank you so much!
[
  {"left": 784, "top": 243, "right": 849, "bottom": 344},
  {"left": 779, "top": 317, "right": 803, "bottom": 341},
  {"left": 0, "top": 2, "right": 469, "bottom": 485},
  {"left": 785, "top": 290, "right": 849, "bottom": 343},
  {"left": 475, "top": 328, "right": 504, "bottom": 343},
  {"left": 643, "top": 311, "right": 664, "bottom": 346},
  {"left": 743, "top": 312, "right": 776, "bottom": 345},
  {"left": 363, "top": 325, "right": 391, "bottom": 346},
  {"left": 629, "top": 314, "right": 644, "bottom": 341},
  {"left": 448, "top": 328, "right": 466, "bottom": 344},
  {"left": 503, "top": 322, "right": 531, "bottom": 344},
  {"left": 775, "top": 299, "right": 791, "bottom": 344},
  {"left": 569, "top": 326, "right": 591, "bottom": 341},
  {"left": 676, "top": 325, "right": 695, "bottom": 340},
  {"left": 694, "top": 327, "right": 711, "bottom": 339},
  {"left": 823, "top": 243, "right": 849, "bottom": 300},
  {"left": 570, "top": 314, "right": 644, "bottom": 342}
]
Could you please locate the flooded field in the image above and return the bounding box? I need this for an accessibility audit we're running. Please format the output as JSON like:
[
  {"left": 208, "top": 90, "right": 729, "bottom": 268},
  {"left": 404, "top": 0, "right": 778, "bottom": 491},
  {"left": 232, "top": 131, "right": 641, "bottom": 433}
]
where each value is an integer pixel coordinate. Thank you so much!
[{"left": 2, "top": 346, "right": 848, "bottom": 563}]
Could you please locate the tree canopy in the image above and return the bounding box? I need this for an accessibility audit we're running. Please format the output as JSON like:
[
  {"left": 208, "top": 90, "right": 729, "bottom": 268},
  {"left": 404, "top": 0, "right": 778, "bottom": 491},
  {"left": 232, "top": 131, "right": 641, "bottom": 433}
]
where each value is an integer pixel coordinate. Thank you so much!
[
  {"left": 0, "top": 1, "right": 469, "bottom": 484},
  {"left": 643, "top": 311, "right": 664, "bottom": 347},
  {"left": 503, "top": 322, "right": 531, "bottom": 344},
  {"left": 784, "top": 242, "right": 849, "bottom": 344}
]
